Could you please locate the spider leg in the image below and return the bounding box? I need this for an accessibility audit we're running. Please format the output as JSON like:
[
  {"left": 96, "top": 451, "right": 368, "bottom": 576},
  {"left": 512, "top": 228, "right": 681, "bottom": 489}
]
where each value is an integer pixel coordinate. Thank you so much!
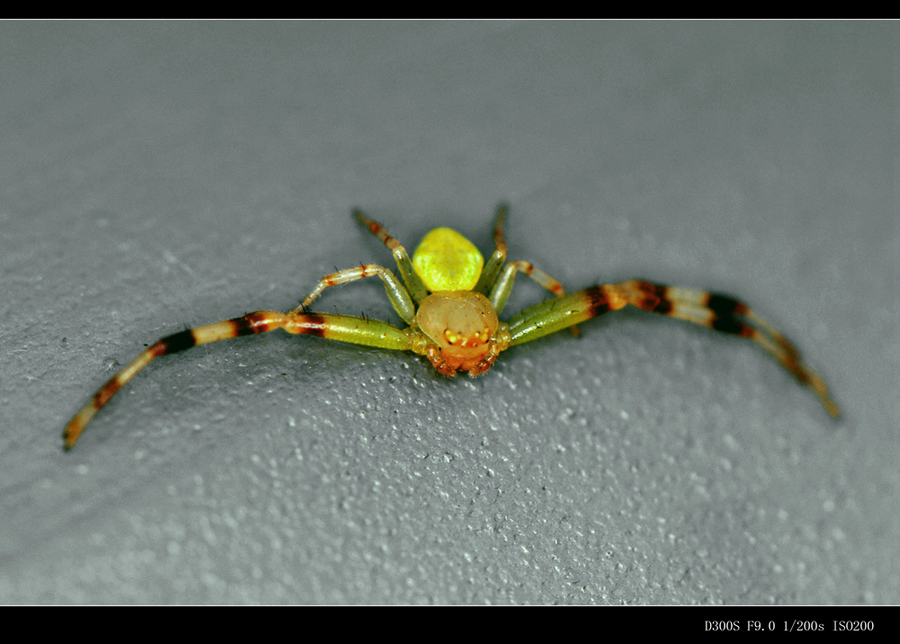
[
  {"left": 490, "top": 261, "right": 570, "bottom": 314},
  {"left": 63, "top": 310, "right": 414, "bottom": 450},
  {"left": 292, "top": 264, "right": 416, "bottom": 325},
  {"left": 474, "top": 202, "right": 509, "bottom": 295},
  {"left": 506, "top": 279, "right": 839, "bottom": 417},
  {"left": 353, "top": 209, "right": 429, "bottom": 303},
  {"left": 475, "top": 204, "right": 580, "bottom": 336}
]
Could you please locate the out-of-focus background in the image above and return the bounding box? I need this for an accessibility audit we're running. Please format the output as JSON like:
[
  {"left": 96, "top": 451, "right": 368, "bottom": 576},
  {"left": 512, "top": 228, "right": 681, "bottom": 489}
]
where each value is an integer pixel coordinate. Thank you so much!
[{"left": 0, "top": 21, "right": 895, "bottom": 604}]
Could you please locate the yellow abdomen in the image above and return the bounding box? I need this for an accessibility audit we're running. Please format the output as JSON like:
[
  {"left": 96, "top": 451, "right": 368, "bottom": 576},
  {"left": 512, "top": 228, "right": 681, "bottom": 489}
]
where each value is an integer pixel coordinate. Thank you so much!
[{"left": 412, "top": 227, "right": 484, "bottom": 292}]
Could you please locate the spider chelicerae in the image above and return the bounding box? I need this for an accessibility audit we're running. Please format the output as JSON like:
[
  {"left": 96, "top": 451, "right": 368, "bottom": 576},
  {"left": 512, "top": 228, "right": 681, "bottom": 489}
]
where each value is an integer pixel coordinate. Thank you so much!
[{"left": 63, "top": 204, "right": 840, "bottom": 450}]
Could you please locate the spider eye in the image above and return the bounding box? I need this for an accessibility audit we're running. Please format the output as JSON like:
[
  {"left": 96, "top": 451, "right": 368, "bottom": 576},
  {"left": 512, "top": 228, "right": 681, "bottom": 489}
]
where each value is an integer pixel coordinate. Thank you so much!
[{"left": 443, "top": 328, "right": 491, "bottom": 348}]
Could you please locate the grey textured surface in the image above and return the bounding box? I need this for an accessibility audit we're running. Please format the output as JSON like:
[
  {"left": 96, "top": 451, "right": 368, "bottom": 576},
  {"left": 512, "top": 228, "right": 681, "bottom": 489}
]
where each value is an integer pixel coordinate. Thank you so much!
[{"left": 0, "top": 22, "right": 895, "bottom": 604}]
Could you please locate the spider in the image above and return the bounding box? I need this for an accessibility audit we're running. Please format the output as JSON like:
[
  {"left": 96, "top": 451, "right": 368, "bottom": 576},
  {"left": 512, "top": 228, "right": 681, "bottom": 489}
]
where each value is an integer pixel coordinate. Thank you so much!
[{"left": 63, "top": 203, "right": 840, "bottom": 450}]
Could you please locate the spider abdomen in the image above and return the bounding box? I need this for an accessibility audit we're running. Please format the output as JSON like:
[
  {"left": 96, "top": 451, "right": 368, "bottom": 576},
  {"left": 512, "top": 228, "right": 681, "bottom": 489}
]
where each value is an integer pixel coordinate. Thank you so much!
[{"left": 411, "top": 227, "right": 484, "bottom": 292}]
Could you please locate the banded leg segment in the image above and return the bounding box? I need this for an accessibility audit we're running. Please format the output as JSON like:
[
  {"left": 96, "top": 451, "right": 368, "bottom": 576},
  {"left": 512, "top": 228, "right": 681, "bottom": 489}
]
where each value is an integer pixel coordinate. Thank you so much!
[
  {"left": 293, "top": 264, "right": 416, "bottom": 325},
  {"left": 507, "top": 279, "right": 839, "bottom": 417},
  {"left": 63, "top": 310, "right": 412, "bottom": 450},
  {"left": 354, "top": 209, "right": 429, "bottom": 303},
  {"left": 490, "top": 261, "right": 569, "bottom": 314}
]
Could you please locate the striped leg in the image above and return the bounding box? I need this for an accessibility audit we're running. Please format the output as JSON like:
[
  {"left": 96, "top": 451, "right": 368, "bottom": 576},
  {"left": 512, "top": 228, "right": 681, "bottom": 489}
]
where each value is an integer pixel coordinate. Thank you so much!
[
  {"left": 490, "top": 261, "right": 571, "bottom": 314},
  {"left": 63, "top": 310, "right": 412, "bottom": 450},
  {"left": 292, "top": 264, "right": 416, "bottom": 325},
  {"left": 507, "top": 279, "right": 840, "bottom": 417},
  {"left": 354, "top": 209, "right": 429, "bottom": 303}
]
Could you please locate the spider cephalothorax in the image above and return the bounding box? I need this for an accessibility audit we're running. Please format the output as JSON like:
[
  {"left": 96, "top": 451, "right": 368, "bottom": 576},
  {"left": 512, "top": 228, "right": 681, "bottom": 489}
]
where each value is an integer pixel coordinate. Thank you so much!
[
  {"left": 63, "top": 204, "right": 839, "bottom": 451},
  {"left": 415, "top": 290, "right": 508, "bottom": 375}
]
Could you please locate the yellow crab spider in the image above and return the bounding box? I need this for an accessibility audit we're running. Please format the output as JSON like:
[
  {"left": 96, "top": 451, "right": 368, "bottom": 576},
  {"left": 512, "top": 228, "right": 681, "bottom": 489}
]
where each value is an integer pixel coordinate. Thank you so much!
[{"left": 63, "top": 203, "right": 840, "bottom": 450}]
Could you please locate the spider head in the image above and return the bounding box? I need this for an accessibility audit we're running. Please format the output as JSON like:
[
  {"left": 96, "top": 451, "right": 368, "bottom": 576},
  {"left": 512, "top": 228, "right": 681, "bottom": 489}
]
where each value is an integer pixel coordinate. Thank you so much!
[{"left": 416, "top": 291, "right": 500, "bottom": 372}]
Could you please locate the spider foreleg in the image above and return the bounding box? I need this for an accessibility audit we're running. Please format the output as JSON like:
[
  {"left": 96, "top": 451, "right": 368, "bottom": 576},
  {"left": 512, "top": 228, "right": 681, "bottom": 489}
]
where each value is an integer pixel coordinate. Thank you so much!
[
  {"left": 63, "top": 310, "right": 413, "bottom": 450},
  {"left": 644, "top": 285, "right": 841, "bottom": 417},
  {"left": 506, "top": 280, "right": 839, "bottom": 417},
  {"left": 64, "top": 310, "right": 288, "bottom": 450}
]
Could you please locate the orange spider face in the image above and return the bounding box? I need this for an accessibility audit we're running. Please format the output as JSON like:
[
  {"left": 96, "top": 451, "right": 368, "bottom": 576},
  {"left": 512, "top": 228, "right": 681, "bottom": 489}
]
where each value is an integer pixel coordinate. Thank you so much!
[{"left": 415, "top": 291, "right": 500, "bottom": 372}]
